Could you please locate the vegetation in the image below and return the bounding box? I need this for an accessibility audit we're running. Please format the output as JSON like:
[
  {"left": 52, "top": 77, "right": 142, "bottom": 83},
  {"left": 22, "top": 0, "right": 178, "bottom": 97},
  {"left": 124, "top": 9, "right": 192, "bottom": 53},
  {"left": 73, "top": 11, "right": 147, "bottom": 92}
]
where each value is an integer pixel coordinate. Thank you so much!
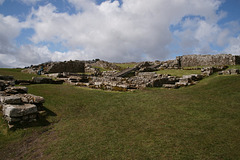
[
  {"left": 92, "top": 66, "right": 112, "bottom": 72},
  {"left": 115, "top": 63, "right": 137, "bottom": 69},
  {"left": 0, "top": 68, "right": 43, "bottom": 80},
  {"left": 228, "top": 65, "right": 240, "bottom": 70},
  {"left": 156, "top": 69, "right": 201, "bottom": 77},
  {"left": 0, "top": 68, "right": 240, "bottom": 159}
]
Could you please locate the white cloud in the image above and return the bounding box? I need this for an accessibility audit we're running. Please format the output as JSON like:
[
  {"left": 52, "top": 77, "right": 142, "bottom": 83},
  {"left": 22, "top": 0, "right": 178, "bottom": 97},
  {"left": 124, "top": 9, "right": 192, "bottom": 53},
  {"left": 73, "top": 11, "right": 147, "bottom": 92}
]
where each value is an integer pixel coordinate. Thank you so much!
[
  {"left": 19, "top": 0, "right": 41, "bottom": 5},
  {"left": 0, "top": 0, "right": 4, "bottom": 5},
  {"left": 224, "top": 35, "right": 240, "bottom": 55},
  {"left": 26, "top": 0, "right": 225, "bottom": 63},
  {"left": 0, "top": 14, "right": 22, "bottom": 56}
]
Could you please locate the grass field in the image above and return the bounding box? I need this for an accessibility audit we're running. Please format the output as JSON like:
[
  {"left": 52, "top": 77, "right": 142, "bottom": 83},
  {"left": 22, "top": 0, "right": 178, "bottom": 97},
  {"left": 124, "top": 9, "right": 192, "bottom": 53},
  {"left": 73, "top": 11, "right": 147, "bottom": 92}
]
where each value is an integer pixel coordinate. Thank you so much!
[{"left": 0, "top": 68, "right": 240, "bottom": 159}]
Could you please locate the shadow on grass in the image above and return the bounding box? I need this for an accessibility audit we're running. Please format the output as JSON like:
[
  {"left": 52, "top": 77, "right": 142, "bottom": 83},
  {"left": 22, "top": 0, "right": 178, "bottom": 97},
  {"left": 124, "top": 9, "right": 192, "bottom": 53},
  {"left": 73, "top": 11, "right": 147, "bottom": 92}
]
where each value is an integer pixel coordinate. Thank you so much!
[{"left": 10, "top": 106, "right": 57, "bottom": 131}]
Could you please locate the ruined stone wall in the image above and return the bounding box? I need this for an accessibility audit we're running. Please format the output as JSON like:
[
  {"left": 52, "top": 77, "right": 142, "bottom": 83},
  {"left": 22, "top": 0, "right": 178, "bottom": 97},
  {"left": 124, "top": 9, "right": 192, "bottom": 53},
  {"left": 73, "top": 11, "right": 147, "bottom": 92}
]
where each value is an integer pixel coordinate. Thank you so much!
[
  {"left": 47, "top": 60, "right": 85, "bottom": 73},
  {"left": 178, "top": 54, "right": 240, "bottom": 67}
]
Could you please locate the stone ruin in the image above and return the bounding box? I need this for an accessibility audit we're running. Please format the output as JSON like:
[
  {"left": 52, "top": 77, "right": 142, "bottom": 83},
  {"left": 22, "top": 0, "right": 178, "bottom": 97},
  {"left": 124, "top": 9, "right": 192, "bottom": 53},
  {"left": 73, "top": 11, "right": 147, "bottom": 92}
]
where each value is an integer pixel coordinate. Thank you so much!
[
  {"left": 219, "top": 69, "right": 240, "bottom": 75},
  {"left": 179, "top": 54, "right": 240, "bottom": 67},
  {"left": 0, "top": 75, "right": 45, "bottom": 129},
  {"left": 21, "top": 54, "right": 240, "bottom": 91},
  {"left": 22, "top": 60, "right": 85, "bottom": 75}
]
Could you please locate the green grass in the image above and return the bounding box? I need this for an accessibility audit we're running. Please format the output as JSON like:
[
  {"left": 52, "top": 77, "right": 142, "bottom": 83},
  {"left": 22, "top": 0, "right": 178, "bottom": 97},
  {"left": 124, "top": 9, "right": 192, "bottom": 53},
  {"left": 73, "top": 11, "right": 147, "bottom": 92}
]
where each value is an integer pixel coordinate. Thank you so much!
[
  {"left": 0, "top": 68, "right": 240, "bottom": 159},
  {"left": 228, "top": 65, "right": 240, "bottom": 70},
  {"left": 0, "top": 68, "right": 42, "bottom": 80},
  {"left": 115, "top": 63, "right": 137, "bottom": 69},
  {"left": 92, "top": 66, "right": 112, "bottom": 72},
  {"left": 156, "top": 69, "right": 201, "bottom": 77}
]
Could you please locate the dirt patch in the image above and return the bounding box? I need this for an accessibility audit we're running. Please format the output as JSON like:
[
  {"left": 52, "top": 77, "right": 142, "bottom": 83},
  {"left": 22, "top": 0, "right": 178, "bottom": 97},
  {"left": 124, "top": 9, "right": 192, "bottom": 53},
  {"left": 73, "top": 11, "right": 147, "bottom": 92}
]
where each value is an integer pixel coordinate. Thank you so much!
[{"left": 0, "top": 126, "right": 57, "bottom": 160}]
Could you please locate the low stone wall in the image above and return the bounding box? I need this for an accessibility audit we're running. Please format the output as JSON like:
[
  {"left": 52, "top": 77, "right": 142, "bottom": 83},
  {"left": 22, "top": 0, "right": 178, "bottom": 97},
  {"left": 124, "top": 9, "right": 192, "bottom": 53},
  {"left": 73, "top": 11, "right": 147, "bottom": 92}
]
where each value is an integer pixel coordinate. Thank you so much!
[
  {"left": 178, "top": 54, "right": 240, "bottom": 67},
  {"left": 0, "top": 75, "right": 45, "bottom": 128}
]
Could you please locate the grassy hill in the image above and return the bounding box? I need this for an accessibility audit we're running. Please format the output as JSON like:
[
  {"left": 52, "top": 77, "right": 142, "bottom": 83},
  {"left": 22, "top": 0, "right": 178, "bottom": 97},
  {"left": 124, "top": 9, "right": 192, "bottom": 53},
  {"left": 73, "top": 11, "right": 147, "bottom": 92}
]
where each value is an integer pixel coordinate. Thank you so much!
[{"left": 0, "top": 68, "right": 240, "bottom": 159}]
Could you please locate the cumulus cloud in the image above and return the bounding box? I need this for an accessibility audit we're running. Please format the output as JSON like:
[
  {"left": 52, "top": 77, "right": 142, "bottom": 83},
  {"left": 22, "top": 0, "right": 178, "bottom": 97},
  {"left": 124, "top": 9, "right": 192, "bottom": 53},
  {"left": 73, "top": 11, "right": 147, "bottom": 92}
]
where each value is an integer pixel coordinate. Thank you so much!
[
  {"left": 26, "top": 0, "right": 225, "bottom": 63},
  {"left": 0, "top": 14, "right": 22, "bottom": 67},
  {"left": 224, "top": 35, "right": 240, "bottom": 55}
]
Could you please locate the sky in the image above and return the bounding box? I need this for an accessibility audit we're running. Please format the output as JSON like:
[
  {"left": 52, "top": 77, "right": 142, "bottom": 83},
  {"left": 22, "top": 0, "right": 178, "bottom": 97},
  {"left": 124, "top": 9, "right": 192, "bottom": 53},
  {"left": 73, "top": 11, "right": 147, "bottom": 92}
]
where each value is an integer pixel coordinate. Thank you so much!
[{"left": 0, "top": 0, "right": 240, "bottom": 68}]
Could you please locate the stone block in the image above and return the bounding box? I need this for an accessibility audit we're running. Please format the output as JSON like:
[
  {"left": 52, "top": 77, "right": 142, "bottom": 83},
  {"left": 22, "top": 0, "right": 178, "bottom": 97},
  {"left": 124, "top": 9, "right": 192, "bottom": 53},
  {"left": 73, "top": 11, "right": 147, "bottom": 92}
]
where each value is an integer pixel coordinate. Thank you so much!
[
  {"left": 0, "top": 75, "right": 14, "bottom": 81},
  {"left": 32, "top": 77, "right": 53, "bottom": 84},
  {"left": 20, "top": 94, "right": 45, "bottom": 104},
  {"left": 4, "top": 116, "right": 21, "bottom": 123},
  {"left": 175, "top": 81, "right": 188, "bottom": 87},
  {"left": 162, "top": 84, "right": 178, "bottom": 89},
  {"left": 5, "top": 86, "right": 28, "bottom": 94},
  {"left": 1, "top": 95, "right": 22, "bottom": 104},
  {"left": 230, "top": 69, "right": 239, "bottom": 75},
  {"left": 2, "top": 104, "right": 38, "bottom": 118}
]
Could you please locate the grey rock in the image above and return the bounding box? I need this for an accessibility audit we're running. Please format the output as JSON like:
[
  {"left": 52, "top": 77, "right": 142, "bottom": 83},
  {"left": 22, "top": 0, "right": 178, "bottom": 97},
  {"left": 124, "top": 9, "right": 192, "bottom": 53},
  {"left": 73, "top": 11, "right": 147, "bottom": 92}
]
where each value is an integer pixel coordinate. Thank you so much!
[
  {"left": 2, "top": 104, "right": 38, "bottom": 117},
  {"left": 1, "top": 95, "right": 22, "bottom": 104},
  {"left": 5, "top": 86, "right": 28, "bottom": 94},
  {"left": 18, "top": 94, "right": 45, "bottom": 104},
  {"left": 162, "top": 84, "right": 178, "bottom": 89},
  {"left": 32, "top": 77, "right": 53, "bottom": 84}
]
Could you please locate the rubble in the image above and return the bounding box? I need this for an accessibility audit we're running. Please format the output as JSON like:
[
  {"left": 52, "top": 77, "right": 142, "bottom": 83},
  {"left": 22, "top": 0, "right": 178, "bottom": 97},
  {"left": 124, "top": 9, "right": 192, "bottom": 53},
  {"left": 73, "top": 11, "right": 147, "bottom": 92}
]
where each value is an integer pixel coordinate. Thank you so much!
[
  {"left": 19, "top": 54, "right": 240, "bottom": 91},
  {"left": 219, "top": 69, "right": 240, "bottom": 75}
]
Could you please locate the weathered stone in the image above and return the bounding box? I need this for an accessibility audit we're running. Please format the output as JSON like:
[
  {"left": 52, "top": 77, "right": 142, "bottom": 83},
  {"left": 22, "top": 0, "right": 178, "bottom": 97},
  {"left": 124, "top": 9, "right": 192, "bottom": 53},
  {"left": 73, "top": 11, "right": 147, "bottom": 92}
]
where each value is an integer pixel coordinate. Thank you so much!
[
  {"left": 162, "top": 84, "right": 178, "bottom": 89},
  {"left": 1, "top": 95, "right": 22, "bottom": 104},
  {"left": 5, "top": 86, "right": 28, "bottom": 94},
  {"left": 4, "top": 116, "right": 21, "bottom": 123},
  {"left": 18, "top": 94, "right": 45, "bottom": 104},
  {"left": 0, "top": 75, "right": 14, "bottom": 81},
  {"left": 15, "top": 80, "right": 32, "bottom": 85},
  {"left": 179, "top": 54, "right": 240, "bottom": 67},
  {"left": 46, "top": 60, "right": 85, "bottom": 73},
  {"left": 230, "top": 69, "right": 239, "bottom": 75},
  {"left": 2, "top": 104, "right": 38, "bottom": 118},
  {"left": 32, "top": 77, "right": 53, "bottom": 84},
  {"left": 175, "top": 81, "right": 188, "bottom": 87},
  {"left": 182, "top": 74, "right": 203, "bottom": 81},
  {"left": 137, "top": 72, "right": 157, "bottom": 78},
  {"left": 219, "top": 69, "right": 240, "bottom": 75}
]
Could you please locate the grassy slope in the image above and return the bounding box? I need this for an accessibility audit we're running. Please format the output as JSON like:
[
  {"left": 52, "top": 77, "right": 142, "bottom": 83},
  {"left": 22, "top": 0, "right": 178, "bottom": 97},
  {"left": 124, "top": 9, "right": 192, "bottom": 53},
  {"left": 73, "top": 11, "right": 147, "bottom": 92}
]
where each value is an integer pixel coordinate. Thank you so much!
[
  {"left": 0, "top": 68, "right": 41, "bottom": 80},
  {"left": 0, "top": 68, "right": 240, "bottom": 159}
]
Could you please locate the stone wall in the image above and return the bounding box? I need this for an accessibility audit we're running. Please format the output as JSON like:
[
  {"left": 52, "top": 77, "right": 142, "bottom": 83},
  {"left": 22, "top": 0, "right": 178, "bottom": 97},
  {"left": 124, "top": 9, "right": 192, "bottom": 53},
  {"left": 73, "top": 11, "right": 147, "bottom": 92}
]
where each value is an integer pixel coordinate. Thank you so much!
[
  {"left": 47, "top": 60, "right": 85, "bottom": 73},
  {"left": 0, "top": 75, "right": 45, "bottom": 128},
  {"left": 178, "top": 54, "right": 240, "bottom": 67}
]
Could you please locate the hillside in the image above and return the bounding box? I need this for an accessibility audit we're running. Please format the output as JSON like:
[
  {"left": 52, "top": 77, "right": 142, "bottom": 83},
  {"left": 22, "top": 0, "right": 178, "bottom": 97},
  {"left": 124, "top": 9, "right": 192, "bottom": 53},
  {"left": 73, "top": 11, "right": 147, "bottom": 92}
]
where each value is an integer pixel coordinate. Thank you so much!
[{"left": 0, "top": 68, "right": 240, "bottom": 159}]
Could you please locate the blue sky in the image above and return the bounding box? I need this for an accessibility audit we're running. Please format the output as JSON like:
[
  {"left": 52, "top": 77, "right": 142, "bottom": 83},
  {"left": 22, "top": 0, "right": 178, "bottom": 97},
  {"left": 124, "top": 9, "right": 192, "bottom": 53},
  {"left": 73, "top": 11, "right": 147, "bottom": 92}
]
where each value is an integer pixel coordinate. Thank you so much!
[{"left": 0, "top": 0, "right": 239, "bottom": 67}]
